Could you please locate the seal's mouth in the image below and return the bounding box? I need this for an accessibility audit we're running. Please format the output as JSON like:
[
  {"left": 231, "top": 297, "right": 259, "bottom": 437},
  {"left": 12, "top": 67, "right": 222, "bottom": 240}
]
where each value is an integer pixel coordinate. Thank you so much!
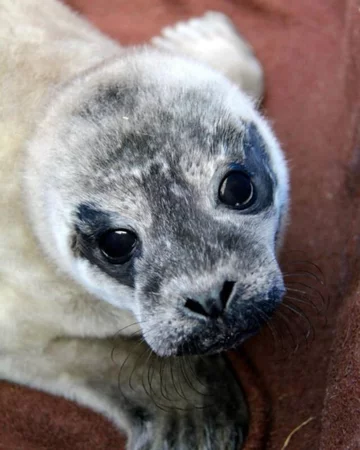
[
  {"left": 143, "top": 314, "right": 269, "bottom": 357},
  {"left": 175, "top": 326, "right": 261, "bottom": 356},
  {"left": 142, "top": 285, "right": 285, "bottom": 357}
]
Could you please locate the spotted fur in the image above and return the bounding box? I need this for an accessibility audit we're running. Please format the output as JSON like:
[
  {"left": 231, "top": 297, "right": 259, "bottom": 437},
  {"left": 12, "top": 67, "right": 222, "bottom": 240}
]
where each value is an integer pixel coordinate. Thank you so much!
[{"left": 0, "top": 2, "right": 288, "bottom": 448}]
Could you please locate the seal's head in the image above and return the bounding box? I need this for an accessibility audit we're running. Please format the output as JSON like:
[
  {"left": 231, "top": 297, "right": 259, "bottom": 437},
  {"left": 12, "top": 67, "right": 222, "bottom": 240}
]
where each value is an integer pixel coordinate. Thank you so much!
[{"left": 25, "top": 49, "right": 289, "bottom": 356}]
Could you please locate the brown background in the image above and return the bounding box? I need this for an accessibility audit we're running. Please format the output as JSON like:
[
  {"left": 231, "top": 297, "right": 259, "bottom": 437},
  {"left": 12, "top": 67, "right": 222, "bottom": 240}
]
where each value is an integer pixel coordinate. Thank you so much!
[{"left": 1, "top": 0, "right": 359, "bottom": 449}]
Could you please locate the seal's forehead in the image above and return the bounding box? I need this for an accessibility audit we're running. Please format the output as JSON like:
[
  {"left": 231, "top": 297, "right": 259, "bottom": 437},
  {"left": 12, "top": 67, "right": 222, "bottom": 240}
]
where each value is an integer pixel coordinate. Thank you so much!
[
  {"left": 82, "top": 115, "right": 271, "bottom": 183},
  {"left": 77, "top": 81, "right": 245, "bottom": 138},
  {"left": 77, "top": 82, "right": 250, "bottom": 155},
  {"left": 62, "top": 73, "right": 278, "bottom": 212},
  {"left": 70, "top": 121, "right": 276, "bottom": 230}
]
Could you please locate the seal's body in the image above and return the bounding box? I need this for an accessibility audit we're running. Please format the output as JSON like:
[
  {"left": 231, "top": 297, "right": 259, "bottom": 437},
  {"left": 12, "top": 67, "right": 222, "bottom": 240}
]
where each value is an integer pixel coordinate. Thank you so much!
[{"left": 0, "top": 2, "right": 289, "bottom": 448}]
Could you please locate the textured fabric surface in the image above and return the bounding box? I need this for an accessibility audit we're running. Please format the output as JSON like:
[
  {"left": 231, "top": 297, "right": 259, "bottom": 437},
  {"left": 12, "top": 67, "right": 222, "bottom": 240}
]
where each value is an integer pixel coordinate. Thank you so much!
[{"left": 1, "top": 0, "right": 359, "bottom": 449}]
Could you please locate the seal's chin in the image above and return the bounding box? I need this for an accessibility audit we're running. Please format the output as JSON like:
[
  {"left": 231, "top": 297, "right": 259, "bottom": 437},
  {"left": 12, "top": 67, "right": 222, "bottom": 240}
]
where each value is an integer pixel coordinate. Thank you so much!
[
  {"left": 175, "top": 328, "right": 261, "bottom": 356},
  {"left": 144, "top": 323, "right": 263, "bottom": 357},
  {"left": 140, "top": 284, "right": 285, "bottom": 357}
]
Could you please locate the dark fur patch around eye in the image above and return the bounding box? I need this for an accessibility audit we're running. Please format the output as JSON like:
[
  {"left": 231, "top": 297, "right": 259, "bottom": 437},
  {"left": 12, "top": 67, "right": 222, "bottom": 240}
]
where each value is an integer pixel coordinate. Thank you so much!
[
  {"left": 243, "top": 123, "right": 272, "bottom": 167},
  {"left": 274, "top": 202, "right": 286, "bottom": 246},
  {"left": 242, "top": 123, "right": 275, "bottom": 209},
  {"left": 72, "top": 203, "right": 136, "bottom": 288},
  {"left": 76, "top": 203, "right": 113, "bottom": 237},
  {"left": 220, "top": 123, "right": 275, "bottom": 214}
]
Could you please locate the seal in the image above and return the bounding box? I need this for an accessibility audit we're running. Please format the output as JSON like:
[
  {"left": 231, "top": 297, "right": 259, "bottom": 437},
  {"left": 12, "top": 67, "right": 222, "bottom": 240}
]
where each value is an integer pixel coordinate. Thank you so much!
[{"left": 0, "top": 2, "right": 289, "bottom": 448}]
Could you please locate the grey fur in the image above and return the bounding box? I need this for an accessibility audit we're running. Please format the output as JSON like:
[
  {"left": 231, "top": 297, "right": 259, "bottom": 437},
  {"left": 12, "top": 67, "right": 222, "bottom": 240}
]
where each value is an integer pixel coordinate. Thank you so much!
[
  {"left": 42, "top": 54, "right": 285, "bottom": 356},
  {"left": 1, "top": 4, "right": 289, "bottom": 449},
  {"left": 23, "top": 50, "right": 287, "bottom": 449}
]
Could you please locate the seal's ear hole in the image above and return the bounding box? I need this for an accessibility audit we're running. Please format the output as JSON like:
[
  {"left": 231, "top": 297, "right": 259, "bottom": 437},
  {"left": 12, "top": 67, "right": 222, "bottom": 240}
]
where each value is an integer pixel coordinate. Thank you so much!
[{"left": 98, "top": 229, "right": 137, "bottom": 264}]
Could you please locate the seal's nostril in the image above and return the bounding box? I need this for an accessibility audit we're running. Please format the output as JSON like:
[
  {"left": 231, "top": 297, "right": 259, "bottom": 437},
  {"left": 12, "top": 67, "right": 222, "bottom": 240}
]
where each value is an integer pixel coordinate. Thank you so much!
[
  {"left": 185, "top": 298, "right": 209, "bottom": 317},
  {"left": 184, "top": 297, "right": 224, "bottom": 318},
  {"left": 220, "top": 281, "right": 236, "bottom": 307},
  {"left": 184, "top": 281, "right": 236, "bottom": 318}
]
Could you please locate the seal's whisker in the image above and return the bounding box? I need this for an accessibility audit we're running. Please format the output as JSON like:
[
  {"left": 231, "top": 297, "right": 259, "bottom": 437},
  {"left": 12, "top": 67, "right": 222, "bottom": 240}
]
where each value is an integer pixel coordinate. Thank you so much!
[
  {"left": 283, "top": 294, "right": 321, "bottom": 314},
  {"left": 285, "top": 280, "right": 328, "bottom": 309},
  {"left": 283, "top": 270, "right": 324, "bottom": 285},
  {"left": 112, "top": 321, "right": 143, "bottom": 338},
  {"left": 183, "top": 351, "right": 209, "bottom": 391},
  {"left": 282, "top": 259, "right": 325, "bottom": 280},
  {"left": 273, "top": 310, "right": 300, "bottom": 356},
  {"left": 255, "top": 306, "right": 282, "bottom": 355},
  {"left": 111, "top": 328, "right": 146, "bottom": 364},
  {"left": 129, "top": 345, "right": 150, "bottom": 393},
  {"left": 179, "top": 351, "right": 207, "bottom": 400},
  {"left": 169, "top": 356, "right": 187, "bottom": 402},
  {"left": 158, "top": 354, "right": 173, "bottom": 403},
  {"left": 281, "top": 302, "right": 314, "bottom": 340}
]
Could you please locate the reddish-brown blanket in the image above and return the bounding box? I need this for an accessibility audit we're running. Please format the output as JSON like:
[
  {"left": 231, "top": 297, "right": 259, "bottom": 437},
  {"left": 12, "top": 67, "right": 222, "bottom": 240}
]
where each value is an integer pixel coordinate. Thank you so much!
[{"left": 1, "top": 0, "right": 359, "bottom": 449}]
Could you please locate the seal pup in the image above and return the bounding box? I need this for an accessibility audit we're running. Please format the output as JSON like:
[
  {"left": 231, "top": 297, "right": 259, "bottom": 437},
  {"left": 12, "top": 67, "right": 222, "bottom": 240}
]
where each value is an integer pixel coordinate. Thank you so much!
[{"left": 0, "top": 2, "right": 289, "bottom": 448}]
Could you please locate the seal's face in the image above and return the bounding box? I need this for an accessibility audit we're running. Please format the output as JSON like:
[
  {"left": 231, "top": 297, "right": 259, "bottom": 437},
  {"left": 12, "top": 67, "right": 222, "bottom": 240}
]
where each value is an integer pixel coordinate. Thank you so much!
[{"left": 26, "top": 51, "right": 288, "bottom": 356}]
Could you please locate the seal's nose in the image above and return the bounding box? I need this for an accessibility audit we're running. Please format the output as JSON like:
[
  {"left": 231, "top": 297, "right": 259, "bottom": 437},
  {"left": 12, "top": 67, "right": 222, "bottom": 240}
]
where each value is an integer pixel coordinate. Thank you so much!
[{"left": 184, "top": 281, "right": 236, "bottom": 318}]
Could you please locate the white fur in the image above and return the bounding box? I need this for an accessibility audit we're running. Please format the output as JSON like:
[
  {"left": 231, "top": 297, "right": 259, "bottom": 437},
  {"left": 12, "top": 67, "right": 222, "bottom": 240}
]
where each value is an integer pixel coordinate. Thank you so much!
[
  {"left": 0, "top": 1, "right": 288, "bottom": 447},
  {"left": 0, "top": 0, "right": 134, "bottom": 350}
]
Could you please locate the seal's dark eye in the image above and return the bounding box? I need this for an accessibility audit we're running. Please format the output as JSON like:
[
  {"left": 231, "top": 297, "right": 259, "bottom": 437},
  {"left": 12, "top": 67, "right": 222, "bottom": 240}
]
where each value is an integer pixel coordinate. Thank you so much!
[
  {"left": 99, "top": 230, "right": 137, "bottom": 264},
  {"left": 219, "top": 171, "right": 255, "bottom": 209}
]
